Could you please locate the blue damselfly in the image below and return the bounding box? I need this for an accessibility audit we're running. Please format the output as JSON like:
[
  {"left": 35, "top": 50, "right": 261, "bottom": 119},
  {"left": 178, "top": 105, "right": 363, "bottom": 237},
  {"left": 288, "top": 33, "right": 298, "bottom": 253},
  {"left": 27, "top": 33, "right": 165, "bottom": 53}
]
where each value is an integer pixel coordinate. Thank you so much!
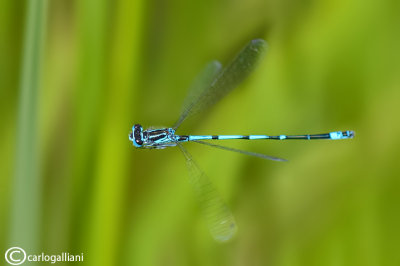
[{"left": 129, "top": 39, "right": 354, "bottom": 242}]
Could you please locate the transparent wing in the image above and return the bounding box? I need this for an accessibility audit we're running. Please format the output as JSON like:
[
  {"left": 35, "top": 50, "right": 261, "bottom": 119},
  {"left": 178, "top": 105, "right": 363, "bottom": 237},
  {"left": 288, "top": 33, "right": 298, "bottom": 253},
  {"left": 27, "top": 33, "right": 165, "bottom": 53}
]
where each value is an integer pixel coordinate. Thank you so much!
[
  {"left": 178, "top": 143, "right": 237, "bottom": 242},
  {"left": 193, "top": 140, "right": 287, "bottom": 162},
  {"left": 173, "top": 39, "right": 268, "bottom": 129},
  {"left": 177, "top": 60, "right": 222, "bottom": 126}
]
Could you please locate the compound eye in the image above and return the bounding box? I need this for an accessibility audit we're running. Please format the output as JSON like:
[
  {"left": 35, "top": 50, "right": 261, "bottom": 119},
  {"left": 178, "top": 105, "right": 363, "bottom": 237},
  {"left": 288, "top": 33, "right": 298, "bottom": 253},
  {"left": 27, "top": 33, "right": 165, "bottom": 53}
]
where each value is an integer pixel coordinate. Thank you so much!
[
  {"left": 135, "top": 138, "right": 143, "bottom": 145},
  {"left": 132, "top": 124, "right": 143, "bottom": 147}
]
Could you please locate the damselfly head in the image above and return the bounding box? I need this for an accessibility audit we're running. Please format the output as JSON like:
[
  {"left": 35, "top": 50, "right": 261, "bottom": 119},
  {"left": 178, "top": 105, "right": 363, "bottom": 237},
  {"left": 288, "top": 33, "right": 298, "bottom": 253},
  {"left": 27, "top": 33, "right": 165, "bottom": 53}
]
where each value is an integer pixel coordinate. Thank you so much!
[{"left": 130, "top": 124, "right": 144, "bottom": 148}]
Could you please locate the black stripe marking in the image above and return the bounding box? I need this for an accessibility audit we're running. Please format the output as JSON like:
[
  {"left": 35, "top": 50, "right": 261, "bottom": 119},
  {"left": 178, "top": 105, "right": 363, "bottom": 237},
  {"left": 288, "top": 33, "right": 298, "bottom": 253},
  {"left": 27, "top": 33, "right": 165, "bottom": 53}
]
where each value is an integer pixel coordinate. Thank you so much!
[
  {"left": 177, "top": 135, "right": 189, "bottom": 141},
  {"left": 212, "top": 136, "right": 218, "bottom": 140},
  {"left": 149, "top": 132, "right": 167, "bottom": 141}
]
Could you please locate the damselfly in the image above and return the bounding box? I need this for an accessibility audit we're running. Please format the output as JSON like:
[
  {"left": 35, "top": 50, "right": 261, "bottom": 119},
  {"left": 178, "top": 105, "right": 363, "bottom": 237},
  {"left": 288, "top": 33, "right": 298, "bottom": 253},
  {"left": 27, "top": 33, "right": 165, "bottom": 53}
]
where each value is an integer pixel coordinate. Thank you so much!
[{"left": 129, "top": 39, "right": 354, "bottom": 242}]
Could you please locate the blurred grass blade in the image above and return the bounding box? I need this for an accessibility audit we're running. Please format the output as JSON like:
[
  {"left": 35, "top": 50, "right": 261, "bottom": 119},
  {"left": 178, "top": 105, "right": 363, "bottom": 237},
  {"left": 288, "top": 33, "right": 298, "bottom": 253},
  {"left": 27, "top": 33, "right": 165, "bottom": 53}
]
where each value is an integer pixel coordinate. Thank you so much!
[
  {"left": 9, "top": 0, "right": 48, "bottom": 250},
  {"left": 80, "top": 0, "right": 147, "bottom": 265}
]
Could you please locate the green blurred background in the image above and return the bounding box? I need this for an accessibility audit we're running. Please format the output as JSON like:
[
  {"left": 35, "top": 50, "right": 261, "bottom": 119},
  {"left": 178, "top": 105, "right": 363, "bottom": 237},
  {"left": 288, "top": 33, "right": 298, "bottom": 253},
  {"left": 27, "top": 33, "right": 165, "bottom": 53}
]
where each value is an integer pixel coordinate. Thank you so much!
[{"left": 1, "top": 0, "right": 399, "bottom": 265}]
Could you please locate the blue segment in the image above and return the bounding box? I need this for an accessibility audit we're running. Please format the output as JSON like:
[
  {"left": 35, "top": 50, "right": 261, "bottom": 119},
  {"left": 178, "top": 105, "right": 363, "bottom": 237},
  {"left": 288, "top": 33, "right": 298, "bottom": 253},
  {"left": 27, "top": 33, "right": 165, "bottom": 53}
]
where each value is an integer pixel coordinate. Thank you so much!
[
  {"left": 249, "top": 135, "right": 269, "bottom": 140},
  {"left": 330, "top": 131, "right": 354, "bottom": 140},
  {"left": 329, "top": 131, "right": 354, "bottom": 140},
  {"left": 217, "top": 135, "right": 243, "bottom": 140},
  {"left": 189, "top": 135, "right": 213, "bottom": 141},
  {"left": 279, "top": 135, "right": 287, "bottom": 140},
  {"left": 329, "top": 131, "right": 342, "bottom": 140},
  {"left": 347, "top": 130, "right": 355, "bottom": 138}
]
